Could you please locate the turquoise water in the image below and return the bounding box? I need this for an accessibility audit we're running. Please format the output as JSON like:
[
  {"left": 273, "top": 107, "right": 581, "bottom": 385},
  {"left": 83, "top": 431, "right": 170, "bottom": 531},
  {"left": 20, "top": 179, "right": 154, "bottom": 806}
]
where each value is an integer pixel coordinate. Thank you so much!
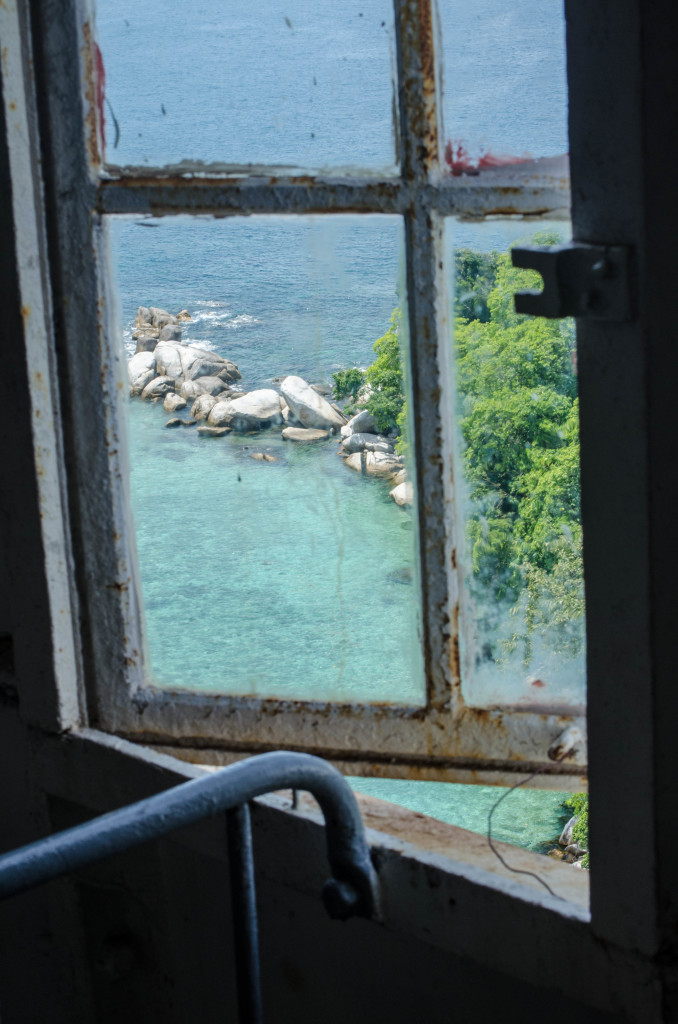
[
  {"left": 103, "top": 0, "right": 575, "bottom": 852},
  {"left": 349, "top": 777, "right": 570, "bottom": 853}
]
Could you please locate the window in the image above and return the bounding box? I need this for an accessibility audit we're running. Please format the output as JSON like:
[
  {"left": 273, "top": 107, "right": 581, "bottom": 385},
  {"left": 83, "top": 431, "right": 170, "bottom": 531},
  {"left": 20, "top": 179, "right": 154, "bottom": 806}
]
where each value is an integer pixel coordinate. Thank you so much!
[{"left": 14, "top": 0, "right": 578, "bottom": 793}]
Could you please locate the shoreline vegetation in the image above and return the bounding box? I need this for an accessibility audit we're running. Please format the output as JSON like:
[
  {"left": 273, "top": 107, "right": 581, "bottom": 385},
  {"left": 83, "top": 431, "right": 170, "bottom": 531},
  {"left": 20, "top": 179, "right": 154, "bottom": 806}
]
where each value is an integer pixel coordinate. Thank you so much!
[{"left": 124, "top": 235, "right": 589, "bottom": 866}]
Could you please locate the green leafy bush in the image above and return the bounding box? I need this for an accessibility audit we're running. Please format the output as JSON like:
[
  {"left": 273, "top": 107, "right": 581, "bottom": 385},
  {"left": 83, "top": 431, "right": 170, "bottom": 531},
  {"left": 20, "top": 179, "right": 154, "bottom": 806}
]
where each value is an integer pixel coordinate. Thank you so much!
[
  {"left": 365, "top": 310, "right": 406, "bottom": 435},
  {"left": 565, "top": 793, "right": 589, "bottom": 868},
  {"left": 332, "top": 367, "right": 365, "bottom": 403}
]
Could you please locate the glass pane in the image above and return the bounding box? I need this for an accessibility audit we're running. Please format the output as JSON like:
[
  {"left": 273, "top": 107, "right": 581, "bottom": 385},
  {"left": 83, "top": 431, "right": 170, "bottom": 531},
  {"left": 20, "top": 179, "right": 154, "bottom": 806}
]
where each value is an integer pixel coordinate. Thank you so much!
[
  {"left": 447, "top": 219, "right": 585, "bottom": 709},
  {"left": 113, "top": 214, "right": 424, "bottom": 702},
  {"left": 95, "top": 0, "right": 397, "bottom": 171},
  {"left": 439, "top": 0, "right": 568, "bottom": 172}
]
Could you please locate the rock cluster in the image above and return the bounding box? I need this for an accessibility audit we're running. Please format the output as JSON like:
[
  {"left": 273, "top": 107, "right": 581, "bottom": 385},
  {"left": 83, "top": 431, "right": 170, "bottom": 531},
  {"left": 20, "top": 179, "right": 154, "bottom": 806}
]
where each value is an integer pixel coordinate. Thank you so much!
[
  {"left": 546, "top": 814, "right": 588, "bottom": 869},
  {"left": 127, "top": 305, "right": 410, "bottom": 508}
]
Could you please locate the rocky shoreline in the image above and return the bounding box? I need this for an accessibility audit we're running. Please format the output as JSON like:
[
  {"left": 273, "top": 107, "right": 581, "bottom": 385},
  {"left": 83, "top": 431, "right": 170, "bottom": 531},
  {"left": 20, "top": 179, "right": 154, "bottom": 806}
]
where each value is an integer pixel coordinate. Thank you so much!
[{"left": 127, "top": 305, "right": 413, "bottom": 507}]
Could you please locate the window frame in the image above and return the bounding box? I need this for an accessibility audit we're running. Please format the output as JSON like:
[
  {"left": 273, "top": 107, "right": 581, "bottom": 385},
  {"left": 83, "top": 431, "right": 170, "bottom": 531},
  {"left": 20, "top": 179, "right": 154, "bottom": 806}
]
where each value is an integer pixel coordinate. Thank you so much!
[
  {"left": 6, "top": 0, "right": 678, "bottom": 996},
  {"left": 10, "top": 0, "right": 590, "bottom": 788}
]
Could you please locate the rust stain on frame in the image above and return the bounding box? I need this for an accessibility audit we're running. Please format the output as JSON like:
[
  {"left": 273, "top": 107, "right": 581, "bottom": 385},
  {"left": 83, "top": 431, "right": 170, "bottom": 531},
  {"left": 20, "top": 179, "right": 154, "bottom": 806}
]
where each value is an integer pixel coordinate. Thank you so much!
[{"left": 81, "top": 22, "right": 101, "bottom": 169}]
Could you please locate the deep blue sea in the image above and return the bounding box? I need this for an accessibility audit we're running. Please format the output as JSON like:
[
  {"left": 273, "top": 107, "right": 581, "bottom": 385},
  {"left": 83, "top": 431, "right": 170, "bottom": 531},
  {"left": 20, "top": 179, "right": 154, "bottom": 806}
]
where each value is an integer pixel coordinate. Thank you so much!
[{"left": 100, "top": 0, "right": 573, "bottom": 852}]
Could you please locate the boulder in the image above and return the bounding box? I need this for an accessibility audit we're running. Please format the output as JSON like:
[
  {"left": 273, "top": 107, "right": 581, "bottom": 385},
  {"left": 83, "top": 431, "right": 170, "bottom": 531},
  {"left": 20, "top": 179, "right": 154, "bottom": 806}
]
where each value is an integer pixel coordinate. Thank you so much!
[
  {"left": 197, "top": 425, "right": 230, "bottom": 437},
  {"left": 180, "top": 380, "right": 207, "bottom": 401},
  {"left": 128, "top": 351, "right": 156, "bottom": 395},
  {"left": 135, "top": 333, "right": 160, "bottom": 354},
  {"left": 393, "top": 468, "right": 408, "bottom": 486},
  {"left": 191, "top": 376, "right": 230, "bottom": 397},
  {"left": 153, "top": 341, "right": 241, "bottom": 385},
  {"left": 135, "top": 306, "right": 152, "bottom": 327},
  {"left": 344, "top": 451, "right": 401, "bottom": 478},
  {"left": 559, "top": 816, "right": 577, "bottom": 847},
  {"left": 164, "top": 417, "right": 183, "bottom": 428},
  {"left": 341, "top": 409, "right": 378, "bottom": 438},
  {"left": 132, "top": 325, "right": 159, "bottom": 340},
  {"left": 176, "top": 309, "right": 192, "bottom": 321},
  {"left": 141, "top": 376, "right": 175, "bottom": 401},
  {"left": 342, "top": 432, "right": 394, "bottom": 455},
  {"left": 149, "top": 307, "right": 177, "bottom": 329},
  {"left": 215, "top": 361, "right": 242, "bottom": 384},
  {"left": 280, "top": 375, "right": 345, "bottom": 431},
  {"left": 154, "top": 341, "right": 184, "bottom": 381},
  {"left": 282, "top": 427, "right": 329, "bottom": 442},
  {"left": 390, "top": 481, "right": 414, "bottom": 507},
  {"left": 208, "top": 389, "right": 283, "bottom": 431},
  {"left": 163, "top": 393, "right": 187, "bottom": 413},
  {"left": 191, "top": 394, "right": 218, "bottom": 421},
  {"left": 158, "top": 323, "right": 182, "bottom": 342},
  {"left": 310, "top": 383, "right": 331, "bottom": 396}
]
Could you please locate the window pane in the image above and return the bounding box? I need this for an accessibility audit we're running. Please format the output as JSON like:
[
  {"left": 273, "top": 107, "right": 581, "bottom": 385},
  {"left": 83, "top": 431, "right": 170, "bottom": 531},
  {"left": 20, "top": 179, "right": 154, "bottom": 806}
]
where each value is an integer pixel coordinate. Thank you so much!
[
  {"left": 95, "top": 0, "right": 397, "bottom": 171},
  {"left": 439, "top": 0, "right": 568, "bottom": 172},
  {"left": 447, "top": 219, "right": 585, "bottom": 710},
  {"left": 113, "top": 214, "right": 424, "bottom": 703}
]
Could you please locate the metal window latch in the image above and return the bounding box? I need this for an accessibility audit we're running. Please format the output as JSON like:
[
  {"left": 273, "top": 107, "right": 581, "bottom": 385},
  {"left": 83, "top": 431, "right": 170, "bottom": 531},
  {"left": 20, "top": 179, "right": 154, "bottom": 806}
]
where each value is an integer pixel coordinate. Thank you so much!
[{"left": 511, "top": 242, "right": 633, "bottom": 321}]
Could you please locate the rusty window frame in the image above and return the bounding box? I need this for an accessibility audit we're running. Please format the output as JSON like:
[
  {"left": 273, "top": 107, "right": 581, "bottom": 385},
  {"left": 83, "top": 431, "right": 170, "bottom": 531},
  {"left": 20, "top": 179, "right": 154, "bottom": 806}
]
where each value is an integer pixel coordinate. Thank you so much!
[{"left": 19, "top": 0, "right": 586, "bottom": 789}]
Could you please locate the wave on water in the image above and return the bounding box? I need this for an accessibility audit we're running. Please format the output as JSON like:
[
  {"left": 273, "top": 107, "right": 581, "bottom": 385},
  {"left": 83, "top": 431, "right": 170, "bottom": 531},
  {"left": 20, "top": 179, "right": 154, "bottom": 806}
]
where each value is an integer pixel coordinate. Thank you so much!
[{"left": 224, "top": 313, "right": 262, "bottom": 329}]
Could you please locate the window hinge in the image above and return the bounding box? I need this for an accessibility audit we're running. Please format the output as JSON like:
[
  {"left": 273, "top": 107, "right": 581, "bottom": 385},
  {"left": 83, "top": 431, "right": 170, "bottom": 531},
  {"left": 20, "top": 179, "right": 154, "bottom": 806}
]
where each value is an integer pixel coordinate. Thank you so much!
[{"left": 511, "top": 242, "right": 633, "bottom": 321}]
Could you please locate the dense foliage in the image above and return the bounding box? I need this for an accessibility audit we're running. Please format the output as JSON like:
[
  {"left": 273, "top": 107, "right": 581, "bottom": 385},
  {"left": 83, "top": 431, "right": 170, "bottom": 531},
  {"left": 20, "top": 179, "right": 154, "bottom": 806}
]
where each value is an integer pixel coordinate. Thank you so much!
[
  {"left": 332, "top": 367, "right": 365, "bottom": 402},
  {"left": 454, "top": 238, "right": 584, "bottom": 666},
  {"left": 565, "top": 792, "right": 589, "bottom": 868}
]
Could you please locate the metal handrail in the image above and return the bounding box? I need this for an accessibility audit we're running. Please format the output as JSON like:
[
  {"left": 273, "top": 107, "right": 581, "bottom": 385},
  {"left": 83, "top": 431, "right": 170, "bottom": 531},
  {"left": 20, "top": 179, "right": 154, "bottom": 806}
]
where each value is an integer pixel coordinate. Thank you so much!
[{"left": 0, "top": 750, "right": 380, "bottom": 1023}]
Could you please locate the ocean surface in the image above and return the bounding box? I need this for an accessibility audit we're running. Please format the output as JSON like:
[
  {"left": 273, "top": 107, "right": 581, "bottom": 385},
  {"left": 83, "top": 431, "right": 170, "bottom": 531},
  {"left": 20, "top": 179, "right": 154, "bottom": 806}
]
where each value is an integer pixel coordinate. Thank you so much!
[{"left": 101, "top": 0, "right": 574, "bottom": 852}]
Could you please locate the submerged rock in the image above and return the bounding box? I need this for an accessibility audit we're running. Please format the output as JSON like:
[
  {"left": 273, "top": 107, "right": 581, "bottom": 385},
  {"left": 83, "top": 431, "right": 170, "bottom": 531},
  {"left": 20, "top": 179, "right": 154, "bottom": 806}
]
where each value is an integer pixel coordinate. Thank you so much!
[
  {"left": 280, "top": 375, "right": 345, "bottom": 431},
  {"left": 282, "top": 427, "right": 329, "bottom": 443},
  {"left": 197, "top": 425, "right": 230, "bottom": 437},
  {"left": 164, "top": 417, "right": 183, "bottom": 428}
]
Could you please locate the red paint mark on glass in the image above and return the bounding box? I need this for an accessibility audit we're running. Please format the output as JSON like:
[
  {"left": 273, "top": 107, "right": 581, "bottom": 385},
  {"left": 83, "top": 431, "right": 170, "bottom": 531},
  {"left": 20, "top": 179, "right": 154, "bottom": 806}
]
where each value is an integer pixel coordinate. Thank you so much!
[
  {"left": 529, "top": 678, "right": 546, "bottom": 689},
  {"left": 94, "top": 41, "right": 106, "bottom": 153},
  {"left": 444, "top": 139, "right": 533, "bottom": 176}
]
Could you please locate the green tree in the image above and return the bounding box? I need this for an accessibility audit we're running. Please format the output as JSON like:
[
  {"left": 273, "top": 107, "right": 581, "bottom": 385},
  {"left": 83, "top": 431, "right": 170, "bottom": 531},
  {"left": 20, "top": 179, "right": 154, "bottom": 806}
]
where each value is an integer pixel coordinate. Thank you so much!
[{"left": 365, "top": 310, "right": 406, "bottom": 435}]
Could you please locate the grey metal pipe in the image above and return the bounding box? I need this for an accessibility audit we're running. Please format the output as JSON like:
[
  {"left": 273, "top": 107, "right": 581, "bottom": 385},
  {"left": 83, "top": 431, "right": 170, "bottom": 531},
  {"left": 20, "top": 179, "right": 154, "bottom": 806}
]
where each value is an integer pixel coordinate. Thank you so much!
[
  {"left": 0, "top": 750, "right": 379, "bottom": 920},
  {"left": 226, "top": 804, "right": 263, "bottom": 1024}
]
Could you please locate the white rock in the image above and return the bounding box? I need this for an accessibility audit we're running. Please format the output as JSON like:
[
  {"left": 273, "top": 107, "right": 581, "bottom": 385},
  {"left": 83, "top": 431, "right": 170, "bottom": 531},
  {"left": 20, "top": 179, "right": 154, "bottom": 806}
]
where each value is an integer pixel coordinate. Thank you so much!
[
  {"left": 390, "top": 481, "right": 414, "bottom": 507},
  {"left": 135, "top": 305, "right": 152, "bottom": 327},
  {"left": 141, "top": 376, "right": 175, "bottom": 400},
  {"left": 149, "top": 306, "right": 177, "bottom": 329},
  {"left": 280, "top": 375, "right": 345, "bottom": 431},
  {"left": 158, "top": 323, "right": 182, "bottom": 342},
  {"left": 343, "top": 432, "right": 394, "bottom": 454},
  {"left": 208, "top": 389, "right": 283, "bottom": 431},
  {"left": 282, "top": 427, "right": 329, "bottom": 442},
  {"left": 344, "top": 451, "right": 401, "bottom": 478},
  {"left": 163, "top": 393, "right": 187, "bottom": 413},
  {"left": 128, "top": 351, "right": 157, "bottom": 395},
  {"left": 154, "top": 342, "right": 241, "bottom": 384},
  {"left": 191, "top": 394, "right": 218, "bottom": 421},
  {"left": 176, "top": 309, "right": 192, "bottom": 321},
  {"left": 180, "top": 380, "right": 207, "bottom": 401},
  {"left": 355, "top": 383, "right": 373, "bottom": 408},
  {"left": 559, "top": 816, "right": 577, "bottom": 847},
  {"left": 340, "top": 409, "right": 378, "bottom": 438},
  {"left": 393, "top": 468, "right": 408, "bottom": 486}
]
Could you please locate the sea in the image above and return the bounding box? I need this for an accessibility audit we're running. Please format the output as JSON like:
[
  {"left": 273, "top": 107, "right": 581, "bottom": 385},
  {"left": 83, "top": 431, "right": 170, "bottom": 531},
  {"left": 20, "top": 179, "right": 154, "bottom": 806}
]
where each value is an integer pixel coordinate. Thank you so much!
[{"left": 99, "top": 0, "right": 574, "bottom": 853}]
